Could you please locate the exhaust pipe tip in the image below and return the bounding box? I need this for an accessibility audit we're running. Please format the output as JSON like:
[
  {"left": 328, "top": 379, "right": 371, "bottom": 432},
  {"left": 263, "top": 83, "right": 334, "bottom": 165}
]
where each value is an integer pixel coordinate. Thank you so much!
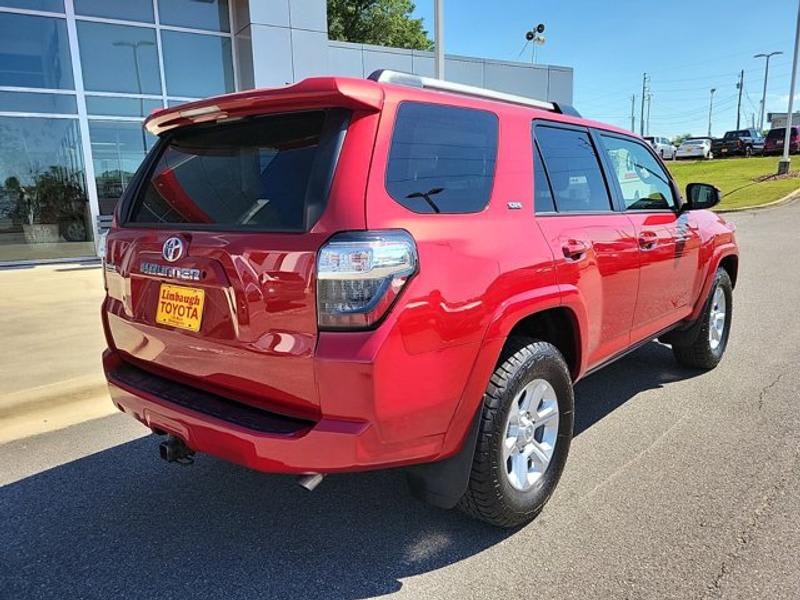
[{"left": 297, "top": 473, "right": 325, "bottom": 491}]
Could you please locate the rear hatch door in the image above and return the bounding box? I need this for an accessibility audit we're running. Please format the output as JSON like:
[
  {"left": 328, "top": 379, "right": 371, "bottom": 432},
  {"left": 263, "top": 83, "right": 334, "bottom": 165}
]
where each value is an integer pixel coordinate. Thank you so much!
[{"left": 104, "top": 89, "right": 380, "bottom": 419}]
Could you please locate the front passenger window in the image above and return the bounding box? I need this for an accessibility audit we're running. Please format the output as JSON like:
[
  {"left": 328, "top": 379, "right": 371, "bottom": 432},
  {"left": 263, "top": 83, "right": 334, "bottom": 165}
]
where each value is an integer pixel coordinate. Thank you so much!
[{"left": 601, "top": 135, "right": 676, "bottom": 211}]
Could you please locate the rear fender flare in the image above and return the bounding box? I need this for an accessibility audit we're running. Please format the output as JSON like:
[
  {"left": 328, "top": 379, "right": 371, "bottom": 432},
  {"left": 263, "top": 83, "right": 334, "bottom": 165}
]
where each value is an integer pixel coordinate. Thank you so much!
[{"left": 439, "top": 284, "right": 588, "bottom": 457}]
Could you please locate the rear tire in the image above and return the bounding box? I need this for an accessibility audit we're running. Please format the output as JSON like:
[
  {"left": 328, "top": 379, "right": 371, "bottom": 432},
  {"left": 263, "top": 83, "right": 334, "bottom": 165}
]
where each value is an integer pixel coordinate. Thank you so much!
[
  {"left": 457, "top": 338, "right": 574, "bottom": 528},
  {"left": 672, "top": 269, "right": 733, "bottom": 370}
]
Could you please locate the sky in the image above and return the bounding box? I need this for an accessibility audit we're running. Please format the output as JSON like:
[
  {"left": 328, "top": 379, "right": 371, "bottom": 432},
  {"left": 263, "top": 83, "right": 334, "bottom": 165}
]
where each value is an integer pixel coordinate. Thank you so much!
[{"left": 411, "top": 0, "right": 800, "bottom": 139}]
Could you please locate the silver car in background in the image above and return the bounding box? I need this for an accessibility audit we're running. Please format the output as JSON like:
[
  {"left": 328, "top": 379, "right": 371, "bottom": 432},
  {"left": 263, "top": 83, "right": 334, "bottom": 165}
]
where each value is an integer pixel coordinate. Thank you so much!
[
  {"left": 676, "top": 137, "right": 714, "bottom": 160},
  {"left": 644, "top": 136, "right": 677, "bottom": 160}
]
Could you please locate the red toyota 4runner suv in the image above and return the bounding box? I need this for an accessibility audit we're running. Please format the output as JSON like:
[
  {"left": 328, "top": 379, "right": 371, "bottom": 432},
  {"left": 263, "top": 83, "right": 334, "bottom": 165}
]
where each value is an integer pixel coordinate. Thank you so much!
[{"left": 101, "top": 71, "right": 738, "bottom": 527}]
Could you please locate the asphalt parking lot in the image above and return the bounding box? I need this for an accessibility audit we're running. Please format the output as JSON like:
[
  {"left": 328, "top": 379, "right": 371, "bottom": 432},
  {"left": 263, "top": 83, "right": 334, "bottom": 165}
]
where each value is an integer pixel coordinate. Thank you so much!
[{"left": 2, "top": 200, "right": 799, "bottom": 600}]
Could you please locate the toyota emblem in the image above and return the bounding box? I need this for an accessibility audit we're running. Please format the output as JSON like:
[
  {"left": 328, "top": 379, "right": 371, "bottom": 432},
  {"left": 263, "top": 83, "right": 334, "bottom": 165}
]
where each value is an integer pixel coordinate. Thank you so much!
[{"left": 162, "top": 237, "right": 185, "bottom": 262}]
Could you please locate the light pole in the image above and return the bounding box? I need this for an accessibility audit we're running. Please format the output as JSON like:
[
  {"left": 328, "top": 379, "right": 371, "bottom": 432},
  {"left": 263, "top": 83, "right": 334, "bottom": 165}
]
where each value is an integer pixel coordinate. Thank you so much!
[
  {"left": 113, "top": 40, "right": 154, "bottom": 151},
  {"left": 708, "top": 88, "right": 716, "bottom": 137},
  {"left": 779, "top": 1, "right": 800, "bottom": 175},
  {"left": 433, "top": 0, "right": 444, "bottom": 79},
  {"left": 754, "top": 51, "right": 783, "bottom": 131}
]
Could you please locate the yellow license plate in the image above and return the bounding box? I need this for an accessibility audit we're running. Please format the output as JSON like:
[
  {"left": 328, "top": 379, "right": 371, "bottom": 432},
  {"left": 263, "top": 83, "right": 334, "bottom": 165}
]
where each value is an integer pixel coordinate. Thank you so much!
[{"left": 156, "top": 283, "right": 205, "bottom": 332}]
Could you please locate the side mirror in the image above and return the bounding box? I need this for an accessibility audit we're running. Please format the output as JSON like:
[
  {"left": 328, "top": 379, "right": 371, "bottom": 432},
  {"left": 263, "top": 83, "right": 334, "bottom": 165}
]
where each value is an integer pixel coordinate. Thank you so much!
[{"left": 685, "top": 182, "right": 721, "bottom": 211}]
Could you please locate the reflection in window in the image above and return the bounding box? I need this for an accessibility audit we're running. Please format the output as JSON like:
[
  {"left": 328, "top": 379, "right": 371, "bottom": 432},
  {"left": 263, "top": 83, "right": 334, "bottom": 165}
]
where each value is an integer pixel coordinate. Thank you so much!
[
  {"left": 86, "top": 96, "right": 162, "bottom": 117},
  {"left": 158, "top": 0, "right": 230, "bottom": 32},
  {"left": 0, "top": 13, "right": 74, "bottom": 89},
  {"left": 77, "top": 21, "right": 161, "bottom": 94},
  {"left": 161, "top": 31, "right": 234, "bottom": 98},
  {"left": 602, "top": 135, "right": 676, "bottom": 210},
  {"left": 0, "top": 0, "right": 64, "bottom": 11},
  {"left": 74, "top": 0, "right": 154, "bottom": 23},
  {"left": 0, "top": 91, "right": 77, "bottom": 114},
  {"left": 89, "top": 120, "right": 156, "bottom": 215},
  {"left": 0, "top": 117, "right": 93, "bottom": 261}
]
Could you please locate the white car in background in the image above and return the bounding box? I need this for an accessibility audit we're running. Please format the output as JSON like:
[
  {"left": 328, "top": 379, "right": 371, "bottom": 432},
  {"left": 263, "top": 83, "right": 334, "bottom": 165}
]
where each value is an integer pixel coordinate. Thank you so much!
[
  {"left": 676, "top": 137, "right": 713, "bottom": 160},
  {"left": 644, "top": 136, "right": 677, "bottom": 159}
]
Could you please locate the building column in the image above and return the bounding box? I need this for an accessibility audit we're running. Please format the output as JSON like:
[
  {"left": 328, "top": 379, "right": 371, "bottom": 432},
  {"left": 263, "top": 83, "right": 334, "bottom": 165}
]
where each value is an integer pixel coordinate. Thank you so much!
[{"left": 232, "top": 0, "right": 329, "bottom": 89}]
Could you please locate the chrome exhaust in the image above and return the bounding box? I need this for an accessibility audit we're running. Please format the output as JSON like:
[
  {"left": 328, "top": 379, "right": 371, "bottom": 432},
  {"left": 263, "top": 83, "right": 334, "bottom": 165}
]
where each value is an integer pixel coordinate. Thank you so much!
[{"left": 297, "top": 473, "right": 325, "bottom": 491}]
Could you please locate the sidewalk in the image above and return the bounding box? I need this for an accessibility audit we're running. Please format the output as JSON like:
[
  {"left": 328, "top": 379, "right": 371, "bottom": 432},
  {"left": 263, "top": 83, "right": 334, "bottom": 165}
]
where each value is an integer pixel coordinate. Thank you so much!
[{"left": 0, "top": 262, "right": 114, "bottom": 443}]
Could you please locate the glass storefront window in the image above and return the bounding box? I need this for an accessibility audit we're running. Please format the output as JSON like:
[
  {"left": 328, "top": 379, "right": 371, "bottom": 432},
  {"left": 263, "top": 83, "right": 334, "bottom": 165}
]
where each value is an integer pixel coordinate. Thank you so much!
[
  {"left": 86, "top": 96, "right": 162, "bottom": 117},
  {"left": 158, "top": 0, "right": 230, "bottom": 32},
  {"left": 0, "top": 117, "right": 93, "bottom": 262},
  {"left": 0, "top": 0, "right": 64, "bottom": 12},
  {"left": 89, "top": 120, "right": 156, "bottom": 215},
  {"left": 161, "top": 31, "right": 233, "bottom": 98},
  {"left": 74, "top": 0, "right": 154, "bottom": 23},
  {"left": 0, "top": 91, "right": 77, "bottom": 114},
  {"left": 0, "top": 13, "right": 74, "bottom": 89},
  {"left": 76, "top": 21, "right": 161, "bottom": 95}
]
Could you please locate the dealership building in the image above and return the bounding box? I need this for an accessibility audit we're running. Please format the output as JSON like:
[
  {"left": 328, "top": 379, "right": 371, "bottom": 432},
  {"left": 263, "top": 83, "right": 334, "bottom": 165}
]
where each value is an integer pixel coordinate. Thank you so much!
[{"left": 0, "top": 0, "right": 573, "bottom": 265}]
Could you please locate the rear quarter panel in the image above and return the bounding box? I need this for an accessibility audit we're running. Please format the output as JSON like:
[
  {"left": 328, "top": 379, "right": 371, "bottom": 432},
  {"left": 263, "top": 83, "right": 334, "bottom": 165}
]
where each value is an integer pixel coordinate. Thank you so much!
[{"left": 360, "top": 89, "right": 560, "bottom": 455}]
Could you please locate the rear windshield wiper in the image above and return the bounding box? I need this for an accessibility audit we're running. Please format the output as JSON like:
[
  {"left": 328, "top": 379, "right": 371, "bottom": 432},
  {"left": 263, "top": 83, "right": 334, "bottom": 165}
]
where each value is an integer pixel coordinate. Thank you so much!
[{"left": 406, "top": 187, "right": 444, "bottom": 213}]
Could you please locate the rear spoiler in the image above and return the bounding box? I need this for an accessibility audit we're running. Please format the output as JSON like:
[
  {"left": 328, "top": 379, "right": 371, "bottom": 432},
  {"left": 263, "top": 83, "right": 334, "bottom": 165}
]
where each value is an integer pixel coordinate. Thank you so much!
[{"left": 145, "top": 77, "right": 384, "bottom": 136}]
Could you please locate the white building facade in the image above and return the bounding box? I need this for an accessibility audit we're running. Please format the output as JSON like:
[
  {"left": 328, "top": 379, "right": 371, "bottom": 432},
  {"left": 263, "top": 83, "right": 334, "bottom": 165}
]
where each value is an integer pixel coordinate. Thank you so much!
[{"left": 0, "top": 0, "right": 573, "bottom": 264}]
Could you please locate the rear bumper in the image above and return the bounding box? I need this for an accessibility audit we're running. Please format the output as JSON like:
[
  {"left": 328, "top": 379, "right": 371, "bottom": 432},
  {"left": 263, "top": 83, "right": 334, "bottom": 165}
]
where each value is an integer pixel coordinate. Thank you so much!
[{"left": 104, "top": 349, "right": 448, "bottom": 474}]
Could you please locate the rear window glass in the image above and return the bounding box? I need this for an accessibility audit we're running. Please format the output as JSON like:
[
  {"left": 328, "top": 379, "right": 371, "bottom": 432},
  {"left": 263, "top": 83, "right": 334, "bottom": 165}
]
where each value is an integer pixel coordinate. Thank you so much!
[
  {"left": 767, "top": 128, "right": 797, "bottom": 138},
  {"left": 385, "top": 102, "right": 498, "bottom": 214},
  {"left": 126, "top": 110, "right": 347, "bottom": 231}
]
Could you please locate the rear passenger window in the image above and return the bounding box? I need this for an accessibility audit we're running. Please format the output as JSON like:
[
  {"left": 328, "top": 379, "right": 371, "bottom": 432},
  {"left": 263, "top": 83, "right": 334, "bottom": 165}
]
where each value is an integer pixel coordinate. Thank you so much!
[
  {"left": 601, "top": 135, "right": 676, "bottom": 210},
  {"left": 533, "top": 144, "right": 555, "bottom": 213},
  {"left": 386, "top": 102, "right": 498, "bottom": 214},
  {"left": 535, "top": 126, "right": 611, "bottom": 212}
]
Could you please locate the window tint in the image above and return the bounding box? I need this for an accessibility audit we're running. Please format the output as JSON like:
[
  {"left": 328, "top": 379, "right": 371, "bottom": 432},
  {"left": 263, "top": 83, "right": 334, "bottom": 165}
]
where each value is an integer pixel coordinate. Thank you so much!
[
  {"left": 533, "top": 143, "right": 555, "bottom": 213},
  {"left": 386, "top": 102, "right": 498, "bottom": 214},
  {"left": 535, "top": 126, "right": 611, "bottom": 212},
  {"left": 601, "top": 135, "right": 676, "bottom": 211},
  {"left": 128, "top": 110, "right": 346, "bottom": 232}
]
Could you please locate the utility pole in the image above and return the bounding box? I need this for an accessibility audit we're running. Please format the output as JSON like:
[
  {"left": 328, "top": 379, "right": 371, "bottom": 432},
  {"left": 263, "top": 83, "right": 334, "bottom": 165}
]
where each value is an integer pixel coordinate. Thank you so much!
[
  {"left": 754, "top": 51, "right": 783, "bottom": 130},
  {"left": 708, "top": 88, "right": 717, "bottom": 137},
  {"left": 645, "top": 92, "right": 652, "bottom": 135},
  {"left": 640, "top": 73, "right": 647, "bottom": 136},
  {"left": 434, "top": 0, "right": 444, "bottom": 79},
  {"left": 630, "top": 94, "right": 636, "bottom": 132},
  {"left": 736, "top": 69, "right": 744, "bottom": 129},
  {"left": 779, "top": 0, "right": 800, "bottom": 174}
]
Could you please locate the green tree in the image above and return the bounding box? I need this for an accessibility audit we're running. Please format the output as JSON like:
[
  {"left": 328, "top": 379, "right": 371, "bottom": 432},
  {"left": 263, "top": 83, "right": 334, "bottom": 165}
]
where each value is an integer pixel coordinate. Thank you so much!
[
  {"left": 327, "top": 0, "right": 433, "bottom": 50},
  {"left": 672, "top": 133, "right": 693, "bottom": 146}
]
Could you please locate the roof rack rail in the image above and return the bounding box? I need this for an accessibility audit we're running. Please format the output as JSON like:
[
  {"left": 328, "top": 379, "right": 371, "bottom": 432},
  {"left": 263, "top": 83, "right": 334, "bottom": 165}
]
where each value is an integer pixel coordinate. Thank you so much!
[{"left": 368, "top": 69, "right": 580, "bottom": 117}]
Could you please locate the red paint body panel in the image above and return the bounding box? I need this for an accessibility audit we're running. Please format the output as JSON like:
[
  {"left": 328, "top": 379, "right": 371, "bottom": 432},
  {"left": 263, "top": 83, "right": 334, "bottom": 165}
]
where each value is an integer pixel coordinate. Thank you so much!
[{"left": 102, "top": 76, "right": 738, "bottom": 475}]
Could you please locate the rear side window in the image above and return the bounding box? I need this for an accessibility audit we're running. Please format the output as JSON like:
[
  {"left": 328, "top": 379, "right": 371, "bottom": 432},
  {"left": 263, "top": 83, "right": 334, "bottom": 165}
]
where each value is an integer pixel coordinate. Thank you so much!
[
  {"left": 126, "top": 109, "right": 348, "bottom": 231},
  {"left": 385, "top": 102, "right": 498, "bottom": 214},
  {"left": 535, "top": 126, "right": 611, "bottom": 212}
]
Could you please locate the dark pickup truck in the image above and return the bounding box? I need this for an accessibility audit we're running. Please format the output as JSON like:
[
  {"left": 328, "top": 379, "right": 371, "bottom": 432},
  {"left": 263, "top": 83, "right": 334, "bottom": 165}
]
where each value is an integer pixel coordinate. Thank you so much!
[{"left": 711, "top": 128, "right": 765, "bottom": 157}]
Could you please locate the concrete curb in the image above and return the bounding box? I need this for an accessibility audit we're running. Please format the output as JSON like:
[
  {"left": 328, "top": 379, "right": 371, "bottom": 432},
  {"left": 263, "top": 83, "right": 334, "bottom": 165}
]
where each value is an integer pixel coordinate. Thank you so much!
[
  {"left": 0, "top": 376, "right": 115, "bottom": 444},
  {"left": 717, "top": 188, "right": 800, "bottom": 213}
]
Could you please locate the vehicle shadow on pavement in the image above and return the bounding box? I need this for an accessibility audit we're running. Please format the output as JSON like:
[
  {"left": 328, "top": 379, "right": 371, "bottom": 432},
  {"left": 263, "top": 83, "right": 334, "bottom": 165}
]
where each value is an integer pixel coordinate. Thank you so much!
[
  {"left": 573, "top": 341, "right": 699, "bottom": 436},
  {"left": 0, "top": 342, "right": 700, "bottom": 600}
]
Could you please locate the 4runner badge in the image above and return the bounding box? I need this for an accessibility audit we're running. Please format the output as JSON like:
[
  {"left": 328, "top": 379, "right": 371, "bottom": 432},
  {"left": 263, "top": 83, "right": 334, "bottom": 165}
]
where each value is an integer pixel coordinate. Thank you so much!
[{"left": 140, "top": 262, "right": 202, "bottom": 282}]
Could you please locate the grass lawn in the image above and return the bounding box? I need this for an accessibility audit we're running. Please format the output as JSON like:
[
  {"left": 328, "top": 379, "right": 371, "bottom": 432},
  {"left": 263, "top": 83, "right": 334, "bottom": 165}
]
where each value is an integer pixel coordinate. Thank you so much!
[{"left": 666, "top": 156, "right": 800, "bottom": 210}]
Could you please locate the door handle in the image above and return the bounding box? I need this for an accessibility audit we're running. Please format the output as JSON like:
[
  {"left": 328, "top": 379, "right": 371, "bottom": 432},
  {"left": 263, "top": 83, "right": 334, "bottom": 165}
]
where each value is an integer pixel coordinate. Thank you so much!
[
  {"left": 562, "top": 239, "right": 589, "bottom": 260},
  {"left": 638, "top": 231, "right": 658, "bottom": 251}
]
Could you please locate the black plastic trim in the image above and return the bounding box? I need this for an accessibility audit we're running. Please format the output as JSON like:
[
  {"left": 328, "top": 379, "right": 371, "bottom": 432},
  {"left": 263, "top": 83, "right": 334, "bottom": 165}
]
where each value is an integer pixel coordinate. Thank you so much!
[{"left": 110, "top": 362, "right": 315, "bottom": 435}]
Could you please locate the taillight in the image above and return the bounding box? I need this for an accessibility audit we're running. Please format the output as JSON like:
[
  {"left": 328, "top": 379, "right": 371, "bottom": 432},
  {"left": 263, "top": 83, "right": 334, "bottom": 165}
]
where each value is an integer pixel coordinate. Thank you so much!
[{"left": 316, "top": 230, "right": 417, "bottom": 330}]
